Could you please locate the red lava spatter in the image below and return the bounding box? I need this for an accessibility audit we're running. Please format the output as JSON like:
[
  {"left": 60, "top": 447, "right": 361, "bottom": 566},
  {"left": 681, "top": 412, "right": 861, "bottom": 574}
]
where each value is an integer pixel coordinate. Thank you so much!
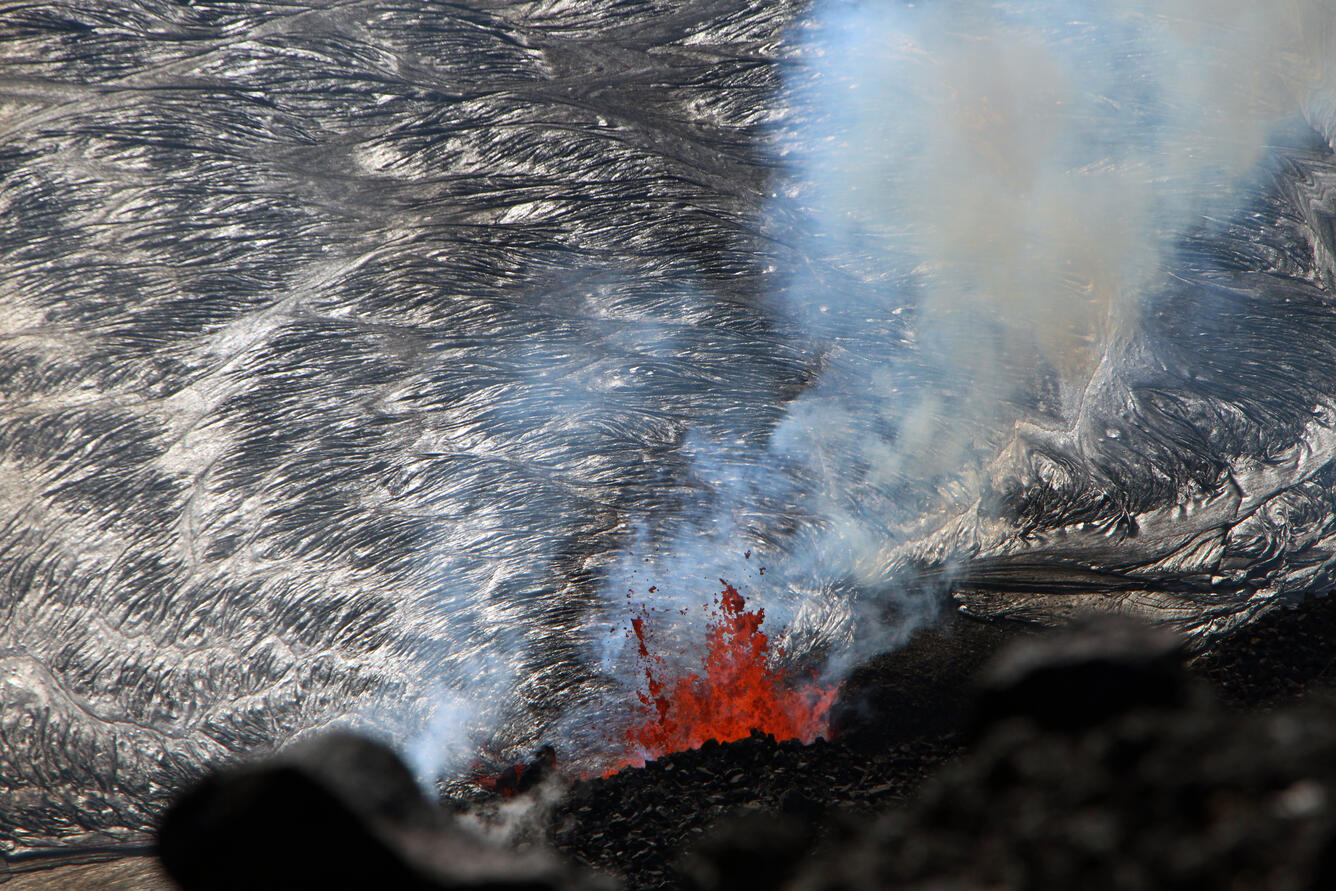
[{"left": 611, "top": 581, "right": 840, "bottom": 772}]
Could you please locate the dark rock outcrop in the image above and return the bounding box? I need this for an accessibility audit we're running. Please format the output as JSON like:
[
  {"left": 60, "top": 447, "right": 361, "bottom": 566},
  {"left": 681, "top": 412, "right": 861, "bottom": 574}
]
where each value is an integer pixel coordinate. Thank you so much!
[
  {"left": 158, "top": 732, "right": 605, "bottom": 891},
  {"left": 138, "top": 602, "right": 1336, "bottom": 891}
]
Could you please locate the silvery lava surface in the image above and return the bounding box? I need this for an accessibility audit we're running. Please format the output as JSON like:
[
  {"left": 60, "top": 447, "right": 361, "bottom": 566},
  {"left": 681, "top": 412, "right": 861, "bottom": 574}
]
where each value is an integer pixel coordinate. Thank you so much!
[{"left": 4, "top": 0, "right": 1336, "bottom": 853}]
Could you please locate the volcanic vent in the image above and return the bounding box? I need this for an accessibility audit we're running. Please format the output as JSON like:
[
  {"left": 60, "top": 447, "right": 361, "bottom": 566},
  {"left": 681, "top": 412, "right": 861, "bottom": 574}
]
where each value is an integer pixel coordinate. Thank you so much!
[{"left": 611, "top": 582, "right": 841, "bottom": 772}]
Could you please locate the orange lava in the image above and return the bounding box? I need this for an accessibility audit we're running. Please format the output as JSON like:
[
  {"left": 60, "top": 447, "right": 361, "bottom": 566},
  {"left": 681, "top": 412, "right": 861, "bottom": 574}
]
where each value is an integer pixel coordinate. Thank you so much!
[{"left": 615, "top": 581, "right": 840, "bottom": 767}]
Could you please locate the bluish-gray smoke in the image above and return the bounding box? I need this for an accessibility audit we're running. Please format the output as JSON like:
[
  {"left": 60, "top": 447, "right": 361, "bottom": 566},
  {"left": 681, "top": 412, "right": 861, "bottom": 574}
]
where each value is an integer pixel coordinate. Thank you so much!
[{"left": 583, "top": 0, "right": 1336, "bottom": 715}]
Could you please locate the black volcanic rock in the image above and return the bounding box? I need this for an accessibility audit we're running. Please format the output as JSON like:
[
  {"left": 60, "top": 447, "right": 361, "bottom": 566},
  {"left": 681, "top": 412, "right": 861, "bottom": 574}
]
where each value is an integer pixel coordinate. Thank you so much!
[
  {"left": 1191, "top": 592, "right": 1336, "bottom": 707},
  {"left": 677, "top": 809, "right": 815, "bottom": 891},
  {"left": 972, "top": 615, "right": 1193, "bottom": 734},
  {"left": 790, "top": 696, "right": 1336, "bottom": 891},
  {"left": 158, "top": 732, "right": 604, "bottom": 891},
  {"left": 160, "top": 762, "right": 432, "bottom": 891},
  {"left": 138, "top": 598, "right": 1336, "bottom": 891},
  {"left": 549, "top": 729, "right": 956, "bottom": 889},
  {"left": 830, "top": 615, "right": 1024, "bottom": 751},
  {"left": 788, "top": 616, "right": 1336, "bottom": 891}
]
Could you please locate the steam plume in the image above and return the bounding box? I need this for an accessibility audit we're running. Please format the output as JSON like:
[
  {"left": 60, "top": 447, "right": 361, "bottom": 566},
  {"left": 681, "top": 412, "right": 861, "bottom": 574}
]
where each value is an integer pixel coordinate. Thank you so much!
[
  {"left": 412, "top": 0, "right": 1336, "bottom": 777},
  {"left": 595, "top": 0, "right": 1336, "bottom": 710}
]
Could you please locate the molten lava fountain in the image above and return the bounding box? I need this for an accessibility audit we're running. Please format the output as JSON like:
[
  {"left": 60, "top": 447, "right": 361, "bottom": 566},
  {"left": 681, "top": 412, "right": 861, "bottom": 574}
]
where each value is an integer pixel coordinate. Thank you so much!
[{"left": 611, "top": 582, "right": 840, "bottom": 771}]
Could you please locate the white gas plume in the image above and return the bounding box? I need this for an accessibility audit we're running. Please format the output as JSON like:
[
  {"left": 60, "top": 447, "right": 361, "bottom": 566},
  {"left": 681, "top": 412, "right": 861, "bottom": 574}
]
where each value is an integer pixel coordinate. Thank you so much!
[{"left": 597, "top": 0, "right": 1336, "bottom": 684}]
